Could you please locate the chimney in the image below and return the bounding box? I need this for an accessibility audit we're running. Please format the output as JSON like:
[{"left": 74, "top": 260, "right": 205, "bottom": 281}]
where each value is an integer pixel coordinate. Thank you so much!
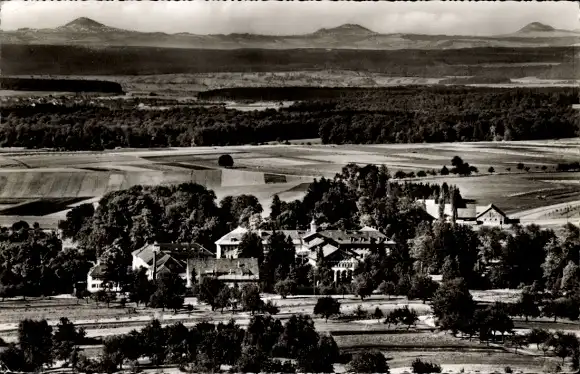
[
  {"left": 152, "top": 249, "right": 157, "bottom": 282},
  {"left": 309, "top": 218, "right": 318, "bottom": 233}
]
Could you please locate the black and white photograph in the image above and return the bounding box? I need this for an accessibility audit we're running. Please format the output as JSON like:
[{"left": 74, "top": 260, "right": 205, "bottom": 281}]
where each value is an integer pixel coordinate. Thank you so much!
[{"left": 0, "top": 1, "right": 579, "bottom": 373}]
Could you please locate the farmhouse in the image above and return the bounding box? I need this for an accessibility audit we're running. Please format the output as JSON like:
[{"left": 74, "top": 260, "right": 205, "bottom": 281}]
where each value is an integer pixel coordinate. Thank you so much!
[
  {"left": 420, "top": 199, "right": 518, "bottom": 226},
  {"left": 86, "top": 262, "right": 121, "bottom": 293},
  {"left": 187, "top": 258, "right": 260, "bottom": 287},
  {"left": 131, "top": 242, "right": 214, "bottom": 282},
  {"left": 215, "top": 220, "right": 395, "bottom": 283},
  {"left": 87, "top": 241, "right": 214, "bottom": 292}
]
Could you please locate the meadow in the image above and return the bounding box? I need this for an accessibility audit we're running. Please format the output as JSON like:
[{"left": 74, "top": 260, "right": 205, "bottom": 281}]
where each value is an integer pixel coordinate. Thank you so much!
[{"left": 0, "top": 139, "right": 578, "bottom": 228}]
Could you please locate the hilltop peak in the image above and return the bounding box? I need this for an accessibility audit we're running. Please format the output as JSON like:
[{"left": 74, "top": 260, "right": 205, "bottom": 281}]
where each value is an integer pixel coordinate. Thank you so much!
[
  {"left": 314, "top": 24, "right": 377, "bottom": 36},
  {"left": 57, "top": 17, "right": 118, "bottom": 32},
  {"left": 517, "top": 22, "right": 556, "bottom": 33},
  {"left": 65, "top": 17, "right": 106, "bottom": 28}
]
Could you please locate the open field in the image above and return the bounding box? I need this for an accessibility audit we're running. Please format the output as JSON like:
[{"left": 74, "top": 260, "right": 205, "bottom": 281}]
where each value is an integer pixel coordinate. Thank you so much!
[
  {"left": 0, "top": 291, "right": 574, "bottom": 373},
  {"left": 8, "top": 72, "right": 578, "bottom": 96},
  {"left": 0, "top": 139, "right": 578, "bottom": 228}
]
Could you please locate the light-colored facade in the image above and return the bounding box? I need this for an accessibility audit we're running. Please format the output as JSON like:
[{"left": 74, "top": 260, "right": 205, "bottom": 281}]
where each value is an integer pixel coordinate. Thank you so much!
[
  {"left": 87, "top": 242, "right": 213, "bottom": 292},
  {"left": 214, "top": 221, "right": 395, "bottom": 283},
  {"left": 130, "top": 242, "right": 214, "bottom": 286},
  {"left": 476, "top": 204, "right": 511, "bottom": 225},
  {"left": 420, "top": 199, "right": 516, "bottom": 226},
  {"left": 86, "top": 262, "right": 121, "bottom": 293}
]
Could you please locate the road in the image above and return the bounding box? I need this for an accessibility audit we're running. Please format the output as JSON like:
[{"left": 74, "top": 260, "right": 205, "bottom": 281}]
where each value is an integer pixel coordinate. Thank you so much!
[{"left": 512, "top": 199, "right": 580, "bottom": 220}]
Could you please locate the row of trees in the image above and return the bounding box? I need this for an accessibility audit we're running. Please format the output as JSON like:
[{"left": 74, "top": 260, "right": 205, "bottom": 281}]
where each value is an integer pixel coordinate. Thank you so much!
[
  {"left": 1, "top": 315, "right": 344, "bottom": 373},
  {"left": 431, "top": 278, "right": 580, "bottom": 369},
  {"left": 0, "top": 317, "right": 87, "bottom": 372},
  {"left": 1, "top": 86, "right": 577, "bottom": 150}
]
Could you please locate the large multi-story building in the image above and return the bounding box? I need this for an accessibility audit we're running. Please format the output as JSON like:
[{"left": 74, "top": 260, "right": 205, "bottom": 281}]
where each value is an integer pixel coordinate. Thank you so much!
[{"left": 215, "top": 220, "right": 395, "bottom": 283}]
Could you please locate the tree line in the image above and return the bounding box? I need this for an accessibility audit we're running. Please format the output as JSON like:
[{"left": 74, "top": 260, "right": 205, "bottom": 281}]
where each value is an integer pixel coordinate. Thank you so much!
[
  {"left": 0, "top": 314, "right": 350, "bottom": 374},
  {"left": 5, "top": 43, "right": 575, "bottom": 77},
  {"left": 0, "top": 77, "right": 123, "bottom": 94},
  {"left": 430, "top": 277, "right": 579, "bottom": 370},
  {"left": 0, "top": 86, "right": 577, "bottom": 150}
]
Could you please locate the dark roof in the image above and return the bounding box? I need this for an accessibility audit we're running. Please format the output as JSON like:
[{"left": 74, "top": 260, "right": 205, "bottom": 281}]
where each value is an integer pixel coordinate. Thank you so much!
[
  {"left": 188, "top": 258, "right": 259, "bottom": 279},
  {"left": 307, "top": 229, "right": 387, "bottom": 245},
  {"left": 88, "top": 263, "right": 106, "bottom": 279},
  {"left": 132, "top": 242, "right": 214, "bottom": 264},
  {"left": 476, "top": 204, "right": 508, "bottom": 219}
]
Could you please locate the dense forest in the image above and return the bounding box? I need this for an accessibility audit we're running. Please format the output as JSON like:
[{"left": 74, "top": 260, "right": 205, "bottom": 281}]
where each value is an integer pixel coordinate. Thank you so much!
[
  {"left": 0, "top": 86, "right": 577, "bottom": 149},
  {"left": 0, "top": 77, "right": 123, "bottom": 94},
  {"left": 2, "top": 44, "right": 577, "bottom": 78}
]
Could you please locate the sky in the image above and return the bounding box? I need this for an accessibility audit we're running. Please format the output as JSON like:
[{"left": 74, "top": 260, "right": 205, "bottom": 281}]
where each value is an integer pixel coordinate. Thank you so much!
[{"left": 1, "top": 1, "right": 578, "bottom": 36}]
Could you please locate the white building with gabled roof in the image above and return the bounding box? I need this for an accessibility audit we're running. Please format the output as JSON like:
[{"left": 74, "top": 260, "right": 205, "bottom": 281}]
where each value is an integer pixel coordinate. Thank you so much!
[{"left": 214, "top": 220, "right": 395, "bottom": 284}]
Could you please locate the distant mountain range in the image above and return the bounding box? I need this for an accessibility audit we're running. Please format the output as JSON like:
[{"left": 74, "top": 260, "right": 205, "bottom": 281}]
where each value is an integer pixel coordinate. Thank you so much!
[{"left": 1, "top": 18, "right": 579, "bottom": 50}]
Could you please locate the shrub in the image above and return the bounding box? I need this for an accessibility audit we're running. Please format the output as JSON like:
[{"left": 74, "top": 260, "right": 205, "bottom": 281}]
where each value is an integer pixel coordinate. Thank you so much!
[
  {"left": 504, "top": 366, "right": 513, "bottom": 373},
  {"left": 412, "top": 358, "right": 442, "bottom": 373},
  {"left": 348, "top": 350, "right": 389, "bottom": 373},
  {"left": 353, "top": 305, "right": 369, "bottom": 320},
  {"left": 314, "top": 296, "right": 341, "bottom": 322},
  {"left": 218, "top": 154, "right": 234, "bottom": 168},
  {"left": 394, "top": 170, "right": 407, "bottom": 179}
]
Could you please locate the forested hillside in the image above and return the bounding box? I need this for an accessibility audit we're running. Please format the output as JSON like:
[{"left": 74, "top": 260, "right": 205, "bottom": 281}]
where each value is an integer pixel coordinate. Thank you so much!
[
  {"left": 2, "top": 44, "right": 577, "bottom": 78},
  {"left": 0, "top": 86, "right": 577, "bottom": 149},
  {"left": 0, "top": 77, "right": 123, "bottom": 94}
]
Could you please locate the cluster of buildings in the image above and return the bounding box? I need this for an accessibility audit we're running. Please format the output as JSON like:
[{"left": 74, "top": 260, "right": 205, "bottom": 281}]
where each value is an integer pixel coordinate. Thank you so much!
[
  {"left": 420, "top": 199, "right": 518, "bottom": 226},
  {"left": 87, "top": 198, "right": 515, "bottom": 292},
  {"left": 87, "top": 220, "right": 394, "bottom": 292}
]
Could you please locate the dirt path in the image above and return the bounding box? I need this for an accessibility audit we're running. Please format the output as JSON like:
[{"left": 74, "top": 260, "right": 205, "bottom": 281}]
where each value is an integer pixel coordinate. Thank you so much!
[{"left": 512, "top": 199, "right": 580, "bottom": 219}]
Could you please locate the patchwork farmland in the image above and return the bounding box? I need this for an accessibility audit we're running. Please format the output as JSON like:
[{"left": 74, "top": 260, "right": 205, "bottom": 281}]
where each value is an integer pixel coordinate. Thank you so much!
[{"left": 0, "top": 138, "right": 579, "bottom": 228}]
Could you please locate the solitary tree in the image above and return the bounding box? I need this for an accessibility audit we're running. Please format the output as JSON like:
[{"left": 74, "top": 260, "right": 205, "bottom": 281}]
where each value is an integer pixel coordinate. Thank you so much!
[
  {"left": 348, "top": 350, "right": 390, "bottom": 374},
  {"left": 353, "top": 273, "right": 375, "bottom": 301},
  {"left": 18, "top": 319, "right": 54, "bottom": 371},
  {"left": 408, "top": 275, "right": 439, "bottom": 303},
  {"left": 313, "top": 296, "right": 341, "bottom": 322},
  {"left": 373, "top": 307, "right": 384, "bottom": 322},
  {"left": 149, "top": 272, "right": 186, "bottom": 312},
  {"left": 52, "top": 317, "right": 86, "bottom": 365},
  {"left": 241, "top": 284, "right": 263, "bottom": 315},
  {"left": 198, "top": 277, "right": 226, "bottom": 311},
  {"left": 218, "top": 154, "right": 234, "bottom": 168},
  {"left": 378, "top": 280, "right": 396, "bottom": 300},
  {"left": 431, "top": 278, "right": 475, "bottom": 334}
]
